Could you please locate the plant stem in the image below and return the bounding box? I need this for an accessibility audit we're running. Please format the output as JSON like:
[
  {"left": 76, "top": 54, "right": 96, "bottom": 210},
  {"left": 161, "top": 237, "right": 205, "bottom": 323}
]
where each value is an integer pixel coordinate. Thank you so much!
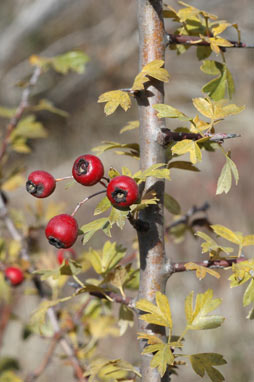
[{"left": 137, "top": 1, "right": 170, "bottom": 381}]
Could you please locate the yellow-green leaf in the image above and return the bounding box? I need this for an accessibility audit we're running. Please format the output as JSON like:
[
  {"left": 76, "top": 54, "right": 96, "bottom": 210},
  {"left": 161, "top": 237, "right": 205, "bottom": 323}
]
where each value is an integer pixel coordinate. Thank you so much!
[
  {"left": 185, "top": 262, "right": 220, "bottom": 280},
  {"left": 243, "top": 278, "right": 254, "bottom": 307},
  {"left": 171, "top": 140, "right": 202, "bottom": 164},
  {"left": 211, "top": 225, "right": 242, "bottom": 245},
  {"left": 190, "top": 353, "right": 226, "bottom": 382},
  {"left": 164, "top": 193, "right": 181, "bottom": 215},
  {"left": 120, "top": 120, "right": 139, "bottom": 134},
  {"left": 2, "top": 174, "right": 25, "bottom": 192},
  {"left": 94, "top": 196, "right": 111, "bottom": 216},
  {"left": 132, "top": 60, "right": 170, "bottom": 91},
  {"left": 136, "top": 291, "right": 172, "bottom": 328},
  {"left": 153, "top": 104, "right": 191, "bottom": 121},
  {"left": 243, "top": 235, "right": 254, "bottom": 247},
  {"left": 10, "top": 115, "right": 47, "bottom": 140},
  {"left": 98, "top": 90, "right": 131, "bottom": 115},
  {"left": 149, "top": 344, "right": 174, "bottom": 377}
]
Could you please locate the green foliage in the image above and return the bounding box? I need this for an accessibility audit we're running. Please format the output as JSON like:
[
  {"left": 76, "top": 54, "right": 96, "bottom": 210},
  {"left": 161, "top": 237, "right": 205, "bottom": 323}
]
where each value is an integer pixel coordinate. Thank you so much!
[
  {"left": 200, "top": 61, "right": 234, "bottom": 100},
  {"left": 189, "top": 353, "right": 226, "bottom": 382}
]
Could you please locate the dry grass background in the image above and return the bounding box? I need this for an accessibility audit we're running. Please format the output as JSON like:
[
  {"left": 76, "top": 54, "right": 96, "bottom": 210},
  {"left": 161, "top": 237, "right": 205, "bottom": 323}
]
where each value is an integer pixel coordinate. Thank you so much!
[{"left": 0, "top": 0, "right": 253, "bottom": 381}]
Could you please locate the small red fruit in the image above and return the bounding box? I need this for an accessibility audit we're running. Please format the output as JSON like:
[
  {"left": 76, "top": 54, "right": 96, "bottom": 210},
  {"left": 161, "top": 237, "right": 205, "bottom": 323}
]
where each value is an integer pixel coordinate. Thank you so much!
[
  {"left": 45, "top": 214, "right": 78, "bottom": 249},
  {"left": 57, "top": 248, "right": 76, "bottom": 265},
  {"left": 106, "top": 175, "right": 139, "bottom": 209},
  {"left": 72, "top": 154, "right": 104, "bottom": 186},
  {"left": 5, "top": 267, "right": 24, "bottom": 286},
  {"left": 26, "top": 170, "right": 56, "bottom": 198}
]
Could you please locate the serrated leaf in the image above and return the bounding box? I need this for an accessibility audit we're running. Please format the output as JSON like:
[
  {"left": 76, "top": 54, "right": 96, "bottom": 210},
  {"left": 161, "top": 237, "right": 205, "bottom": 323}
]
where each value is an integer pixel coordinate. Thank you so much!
[
  {"left": 137, "top": 332, "right": 163, "bottom": 344},
  {"left": 80, "top": 218, "right": 111, "bottom": 245},
  {"left": 193, "top": 97, "right": 245, "bottom": 119},
  {"left": 136, "top": 291, "right": 172, "bottom": 328},
  {"left": 185, "top": 289, "right": 224, "bottom": 330},
  {"left": 185, "top": 262, "right": 220, "bottom": 280},
  {"left": 211, "top": 225, "right": 242, "bottom": 245},
  {"left": 132, "top": 60, "right": 169, "bottom": 91},
  {"left": 216, "top": 156, "right": 238, "bottom": 195},
  {"left": 94, "top": 196, "right": 111, "bottom": 215},
  {"left": 148, "top": 344, "right": 174, "bottom": 377},
  {"left": 120, "top": 120, "right": 139, "bottom": 134},
  {"left": 243, "top": 278, "right": 254, "bottom": 307},
  {"left": 153, "top": 104, "right": 191, "bottom": 121},
  {"left": 190, "top": 353, "right": 226, "bottom": 382},
  {"left": 168, "top": 160, "right": 200, "bottom": 172},
  {"left": 164, "top": 193, "right": 181, "bottom": 215},
  {"left": 98, "top": 90, "right": 131, "bottom": 116},
  {"left": 196, "top": 231, "right": 233, "bottom": 255},
  {"left": 109, "top": 207, "right": 128, "bottom": 230},
  {"left": 171, "top": 140, "right": 202, "bottom": 164},
  {"left": 133, "top": 163, "right": 170, "bottom": 183}
]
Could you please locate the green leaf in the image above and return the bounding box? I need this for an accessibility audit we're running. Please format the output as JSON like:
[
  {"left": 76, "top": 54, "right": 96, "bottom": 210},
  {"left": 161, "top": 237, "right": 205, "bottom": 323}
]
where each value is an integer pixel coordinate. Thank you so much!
[
  {"left": 80, "top": 218, "right": 111, "bottom": 245},
  {"left": 109, "top": 207, "right": 128, "bottom": 229},
  {"left": 171, "top": 140, "right": 202, "bottom": 164},
  {"left": 190, "top": 353, "right": 226, "bottom": 382},
  {"left": 144, "top": 344, "right": 174, "bottom": 377},
  {"left": 168, "top": 160, "right": 200, "bottom": 172},
  {"left": 88, "top": 241, "right": 126, "bottom": 274},
  {"left": 243, "top": 278, "right": 254, "bottom": 307},
  {"left": 50, "top": 51, "right": 89, "bottom": 74},
  {"left": 136, "top": 291, "right": 172, "bottom": 328},
  {"left": 211, "top": 224, "right": 242, "bottom": 245},
  {"left": 120, "top": 120, "right": 139, "bottom": 134},
  {"left": 0, "top": 357, "right": 20, "bottom": 374},
  {"left": 185, "top": 289, "right": 224, "bottom": 330},
  {"left": 10, "top": 115, "right": 47, "bottom": 140},
  {"left": 31, "top": 99, "right": 69, "bottom": 117},
  {"left": 98, "top": 90, "right": 131, "bottom": 116},
  {"left": 216, "top": 156, "right": 239, "bottom": 195},
  {"left": 94, "top": 196, "right": 111, "bottom": 215},
  {"left": 201, "top": 61, "right": 235, "bottom": 101},
  {"left": 153, "top": 104, "right": 191, "bottom": 121},
  {"left": 0, "top": 371, "right": 23, "bottom": 382},
  {"left": 92, "top": 141, "right": 139, "bottom": 158},
  {"left": 133, "top": 163, "right": 171, "bottom": 183},
  {"left": 164, "top": 193, "right": 181, "bottom": 215}
]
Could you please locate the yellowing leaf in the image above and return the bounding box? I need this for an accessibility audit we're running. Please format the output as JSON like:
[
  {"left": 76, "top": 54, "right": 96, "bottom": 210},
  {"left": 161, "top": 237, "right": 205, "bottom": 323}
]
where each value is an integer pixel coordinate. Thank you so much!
[
  {"left": 190, "top": 353, "right": 226, "bottom": 382},
  {"left": 0, "top": 106, "right": 16, "bottom": 119},
  {"left": 229, "top": 259, "right": 254, "bottom": 287},
  {"left": 171, "top": 140, "right": 202, "bottom": 164},
  {"left": 32, "top": 99, "right": 69, "bottom": 117},
  {"left": 120, "top": 120, "right": 139, "bottom": 134},
  {"left": 136, "top": 291, "right": 172, "bottom": 328},
  {"left": 243, "top": 278, "right": 254, "bottom": 307},
  {"left": 132, "top": 60, "right": 170, "bottom": 91},
  {"left": 153, "top": 104, "right": 191, "bottom": 121},
  {"left": 211, "top": 23, "right": 231, "bottom": 36},
  {"left": 2, "top": 174, "right": 25, "bottom": 191},
  {"left": 148, "top": 343, "right": 174, "bottom": 377},
  {"left": 185, "top": 289, "right": 224, "bottom": 330},
  {"left": 196, "top": 231, "right": 233, "bottom": 255},
  {"left": 216, "top": 156, "right": 239, "bottom": 195},
  {"left": 243, "top": 235, "right": 254, "bottom": 247},
  {"left": 87, "top": 316, "right": 120, "bottom": 339},
  {"left": 10, "top": 115, "right": 47, "bottom": 140},
  {"left": 0, "top": 371, "right": 23, "bottom": 382},
  {"left": 185, "top": 262, "right": 220, "bottom": 280},
  {"left": 211, "top": 225, "right": 242, "bottom": 245},
  {"left": 98, "top": 90, "right": 131, "bottom": 115},
  {"left": 133, "top": 163, "right": 170, "bottom": 183}
]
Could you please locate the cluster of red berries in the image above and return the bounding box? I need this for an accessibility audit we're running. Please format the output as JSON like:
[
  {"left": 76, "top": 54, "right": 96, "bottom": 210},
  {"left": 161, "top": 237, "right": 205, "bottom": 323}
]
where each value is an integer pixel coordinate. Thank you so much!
[{"left": 26, "top": 154, "right": 139, "bottom": 250}]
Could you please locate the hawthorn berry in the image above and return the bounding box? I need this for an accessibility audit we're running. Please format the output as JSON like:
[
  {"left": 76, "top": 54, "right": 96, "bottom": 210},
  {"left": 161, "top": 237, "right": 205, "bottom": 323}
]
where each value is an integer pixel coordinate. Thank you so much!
[
  {"left": 107, "top": 175, "right": 139, "bottom": 210},
  {"left": 72, "top": 154, "right": 104, "bottom": 186},
  {"left": 57, "top": 248, "right": 76, "bottom": 265},
  {"left": 5, "top": 267, "right": 24, "bottom": 286},
  {"left": 26, "top": 170, "right": 56, "bottom": 198},
  {"left": 45, "top": 214, "right": 78, "bottom": 249}
]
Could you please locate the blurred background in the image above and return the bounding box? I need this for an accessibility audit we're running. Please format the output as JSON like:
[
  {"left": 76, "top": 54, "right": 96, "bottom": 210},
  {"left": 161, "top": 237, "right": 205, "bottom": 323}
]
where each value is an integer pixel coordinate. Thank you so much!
[{"left": 0, "top": 0, "right": 253, "bottom": 381}]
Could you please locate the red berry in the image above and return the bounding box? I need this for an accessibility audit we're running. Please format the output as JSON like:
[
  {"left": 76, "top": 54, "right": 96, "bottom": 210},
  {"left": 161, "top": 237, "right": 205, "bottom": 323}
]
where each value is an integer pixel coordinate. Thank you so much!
[
  {"left": 5, "top": 267, "right": 24, "bottom": 286},
  {"left": 26, "top": 170, "right": 56, "bottom": 198},
  {"left": 57, "top": 248, "right": 76, "bottom": 265},
  {"left": 45, "top": 214, "right": 78, "bottom": 249},
  {"left": 107, "top": 175, "right": 139, "bottom": 210},
  {"left": 72, "top": 154, "right": 104, "bottom": 186}
]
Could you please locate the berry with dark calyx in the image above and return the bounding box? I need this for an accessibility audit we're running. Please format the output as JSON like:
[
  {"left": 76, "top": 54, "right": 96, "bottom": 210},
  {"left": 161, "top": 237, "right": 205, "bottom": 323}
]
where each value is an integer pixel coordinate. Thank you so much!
[
  {"left": 5, "top": 266, "right": 24, "bottom": 286},
  {"left": 26, "top": 170, "right": 56, "bottom": 198},
  {"left": 45, "top": 214, "right": 78, "bottom": 249},
  {"left": 72, "top": 154, "right": 104, "bottom": 186},
  {"left": 107, "top": 175, "right": 139, "bottom": 210},
  {"left": 57, "top": 248, "right": 76, "bottom": 265}
]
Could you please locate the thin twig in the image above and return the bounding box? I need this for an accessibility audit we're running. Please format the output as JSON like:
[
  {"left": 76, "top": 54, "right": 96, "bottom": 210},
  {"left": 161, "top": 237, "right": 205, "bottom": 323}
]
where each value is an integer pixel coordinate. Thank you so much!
[
  {"left": 172, "top": 258, "right": 245, "bottom": 273},
  {"left": 25, "top": 333, "right": 60, "bottom": 382},
  {"left": 0, "top": 66, "right": 41, "bottom": 162},
  {"left": 166, "top": 33, "right": 250, "bottom": 48},
  {"left": 71, "top": 190, "right": 106, "bottom": 216}
]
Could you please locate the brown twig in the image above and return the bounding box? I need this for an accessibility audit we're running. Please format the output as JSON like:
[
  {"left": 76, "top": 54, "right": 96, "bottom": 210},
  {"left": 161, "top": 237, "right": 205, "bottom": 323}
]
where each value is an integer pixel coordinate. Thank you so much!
[
  {"left": 172, "top": 258, "right": 245, "bottom": 273},
  {"left": 160, "top": 128, "right": 241, "bottom": 145},
  {"left": 25, "top": 333, "right": 61, "bottom": 382},
  {"left": 0, "top": 66, "right": 41, "bottom": 162},
  {"left": 166, "top": 33, "right": 248, "bottom": 48}
]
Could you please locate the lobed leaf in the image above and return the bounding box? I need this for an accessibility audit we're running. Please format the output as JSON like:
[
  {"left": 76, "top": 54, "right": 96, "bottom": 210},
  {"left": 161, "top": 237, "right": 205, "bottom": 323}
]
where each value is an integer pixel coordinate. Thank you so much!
[
  {"left": 136, "top": 291, "right": 172, "bottom": 328},
  {"left": 153, "top": 104, "right": 191, "bottom": 121},
  {"left": 190, "top": 353, "right": 226, "bottom": 382},
  {"left": 171, "top": 139, "right": 202, "bottom": 164},
  {"left": 98, "top": 90, "right": 131, "bottom": 115}
]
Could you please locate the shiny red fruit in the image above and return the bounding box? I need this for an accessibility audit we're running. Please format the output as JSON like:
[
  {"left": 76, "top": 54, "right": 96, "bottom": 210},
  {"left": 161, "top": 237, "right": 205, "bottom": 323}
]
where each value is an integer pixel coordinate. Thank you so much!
[
  {"left": 72, "top": 154, "right": 104, "bottom": 186},
  {"left": 45, "top": 214, "right": 78, "bottom": 249},
  {"left": 26, "top": 170, "right": 56, "bottom": 198},
  {"left": 106, "top": 175, "right": 139, "bottom": 209},
  {"left": 57, "top": 248, "right": 76, "bottom": 265},
  {"left": 5, "top": 267, "right": 24, "bottom": 286}
]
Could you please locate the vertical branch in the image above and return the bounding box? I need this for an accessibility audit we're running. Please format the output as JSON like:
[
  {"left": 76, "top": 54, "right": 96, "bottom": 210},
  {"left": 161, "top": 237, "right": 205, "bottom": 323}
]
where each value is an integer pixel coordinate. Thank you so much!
[{"left": 137, "top": 1, "right": 168, "bottom": 381}]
